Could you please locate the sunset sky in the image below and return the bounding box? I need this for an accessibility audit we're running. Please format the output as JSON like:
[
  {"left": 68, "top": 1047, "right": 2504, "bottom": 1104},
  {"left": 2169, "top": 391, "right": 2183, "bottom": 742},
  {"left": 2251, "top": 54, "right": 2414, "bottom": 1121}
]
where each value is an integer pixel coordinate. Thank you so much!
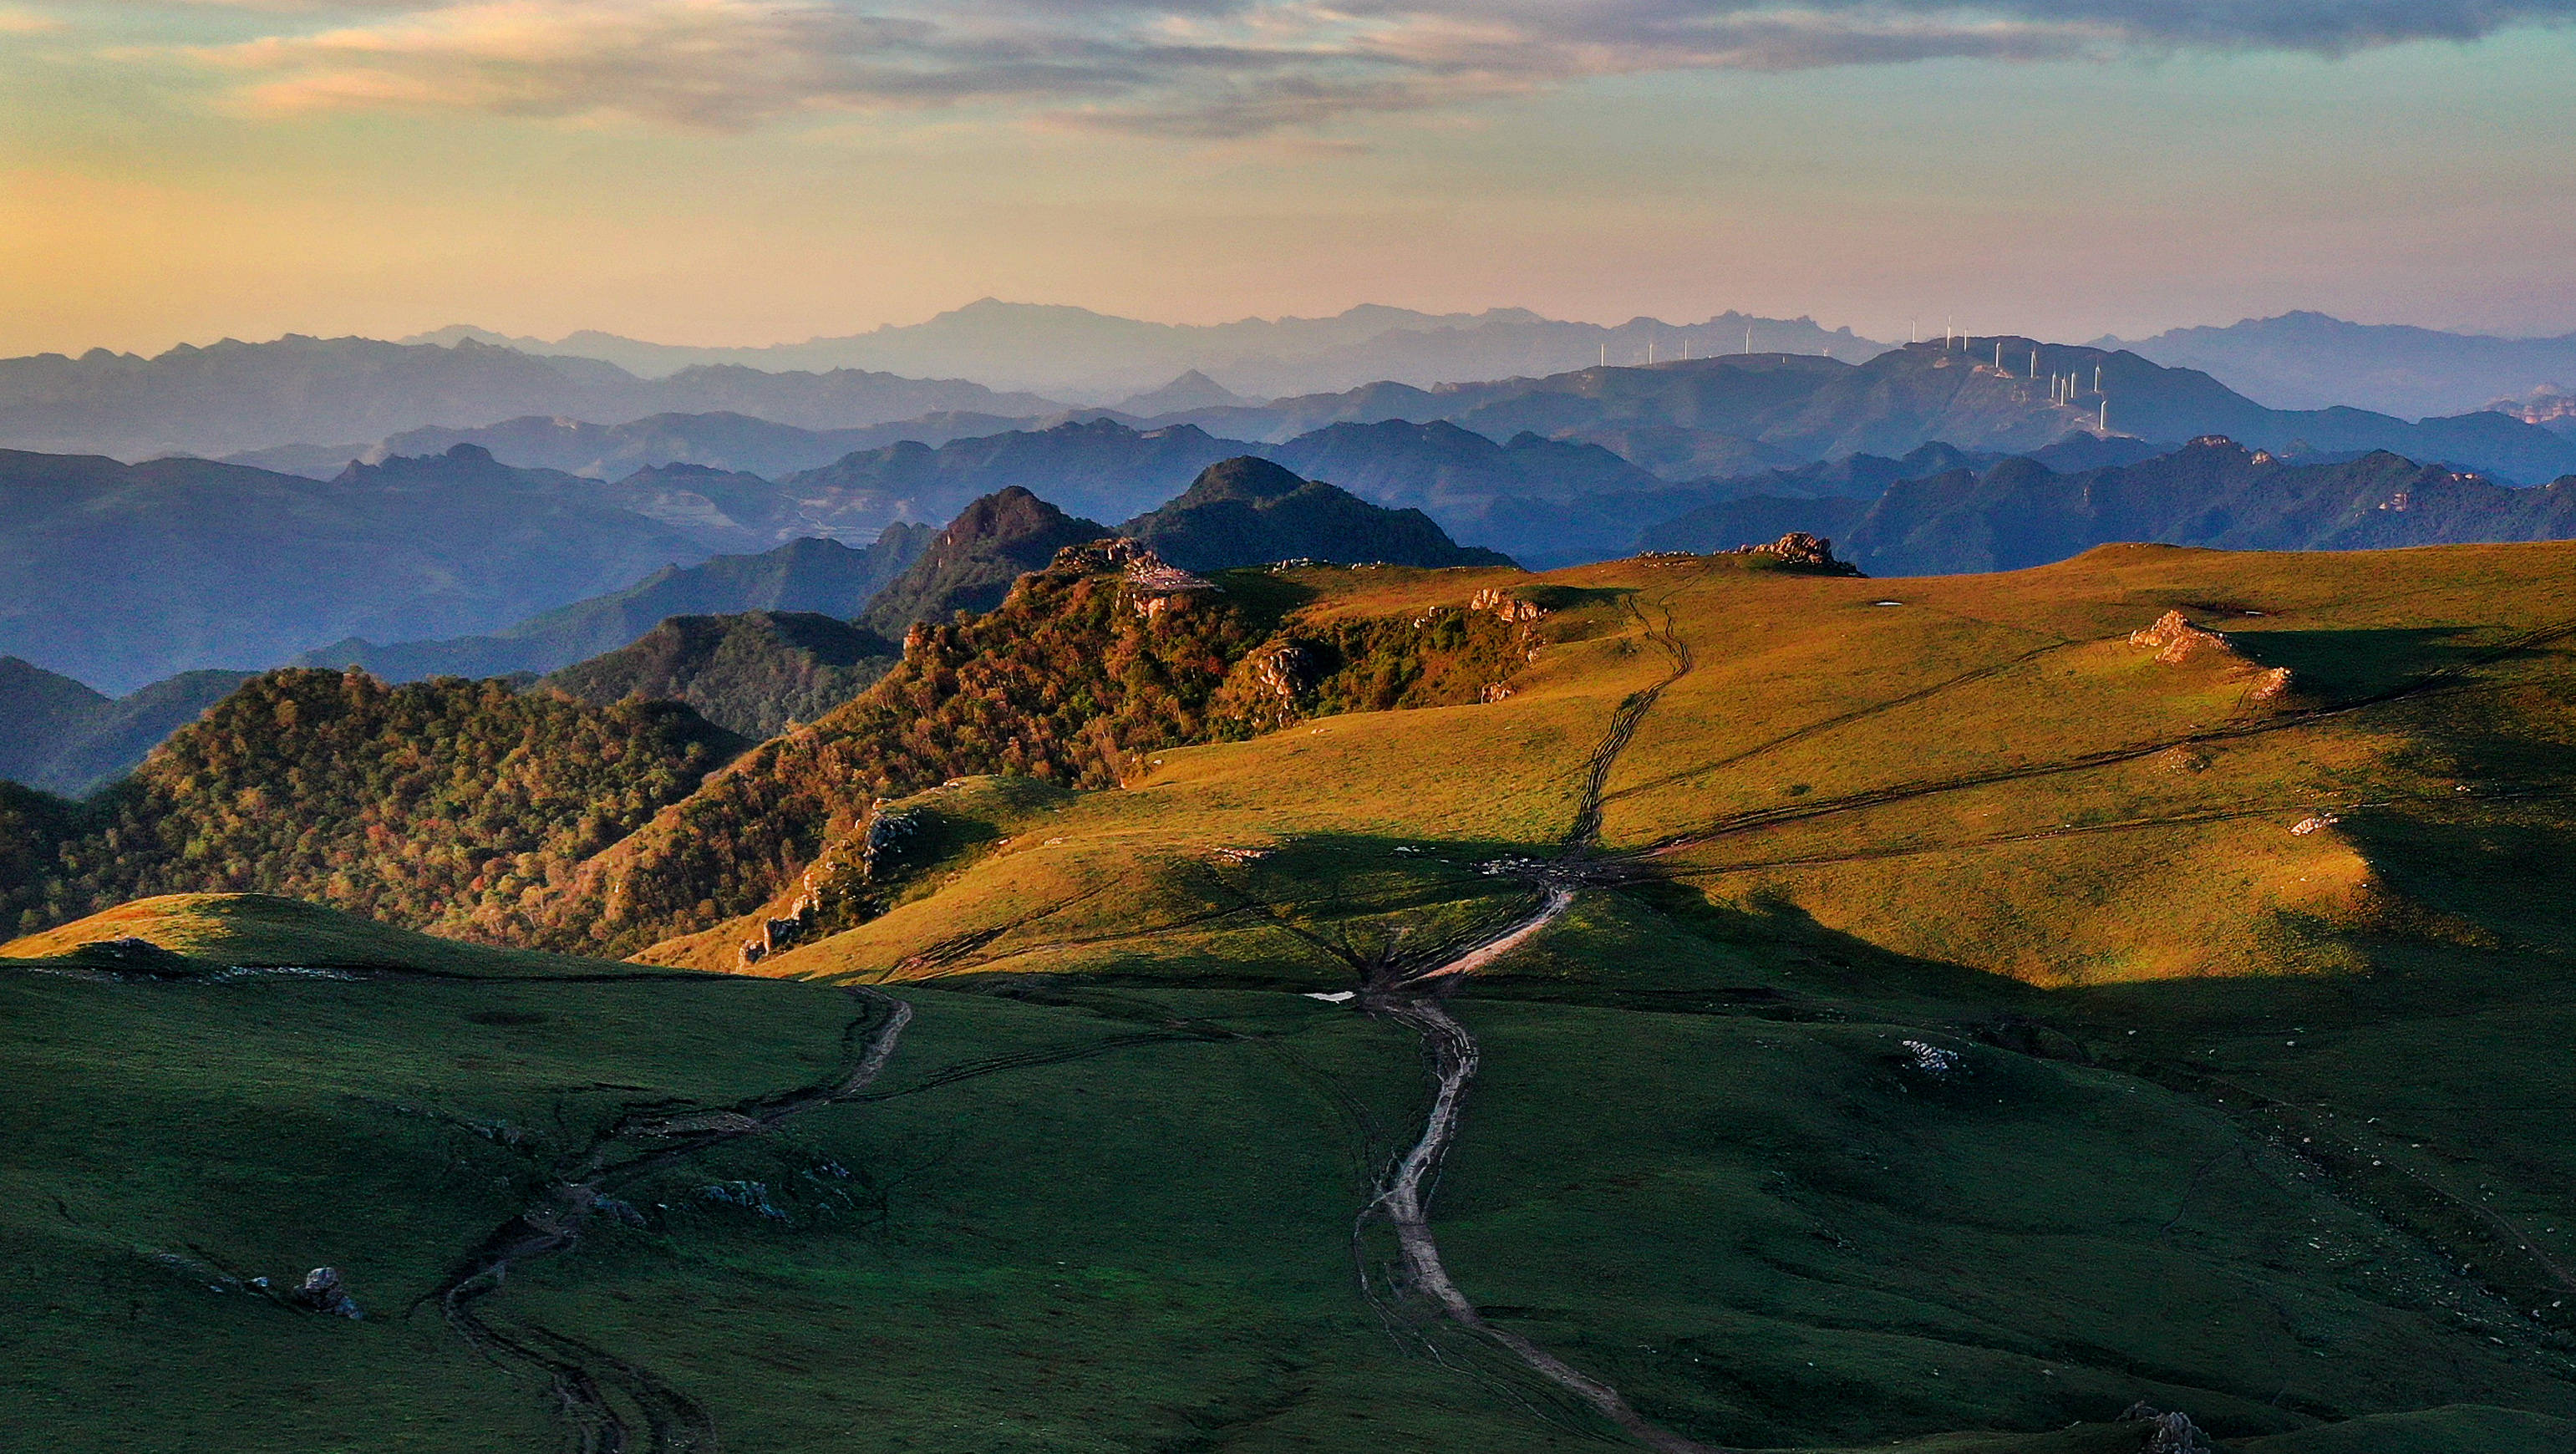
[{"left": 6, "top": 1, "right": 2574, "bottom": 357}]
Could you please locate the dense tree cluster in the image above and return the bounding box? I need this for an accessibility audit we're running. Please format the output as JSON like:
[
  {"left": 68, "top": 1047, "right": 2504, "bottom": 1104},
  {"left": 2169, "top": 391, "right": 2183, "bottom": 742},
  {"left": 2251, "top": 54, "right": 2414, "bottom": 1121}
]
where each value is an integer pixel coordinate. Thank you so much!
[
  {"left": 8, "top": 669, "right": 741, "bottom": 940},
  {"left": 3, "top": 563, "right": 1533, "bottom": 960},
  {"left": 511, "top": 563, "right": 1272, "bottom": 954},
  {"left": 513, "top": 564, "right": 1528, "bottom": 957}
]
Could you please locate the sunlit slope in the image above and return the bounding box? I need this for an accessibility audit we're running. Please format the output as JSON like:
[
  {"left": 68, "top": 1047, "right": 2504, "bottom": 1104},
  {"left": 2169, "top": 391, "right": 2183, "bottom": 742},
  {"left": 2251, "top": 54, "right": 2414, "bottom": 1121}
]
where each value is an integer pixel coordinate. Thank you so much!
[
  {"left": 0, "top": 892, "right": 643, "bottom": 978},
  {"left": 729, "top": 542, "right": 2575, "bottom": 989},
  {"left": 645, "top": 565, "right": 1670, "bottom": 979},
  {"left": 1607, "top": 541, "right": 2576, "bottom": 984}
]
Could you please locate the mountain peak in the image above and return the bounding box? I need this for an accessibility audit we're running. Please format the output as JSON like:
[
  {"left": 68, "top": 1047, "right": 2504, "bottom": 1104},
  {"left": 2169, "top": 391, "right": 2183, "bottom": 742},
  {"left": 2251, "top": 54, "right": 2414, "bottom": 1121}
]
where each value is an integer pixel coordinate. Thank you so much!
[
  {"left": 1115, "top": 369, "right": 1253, "bottom": 415},
  {"left": 1174, "top": 455, "right": 1308, "bottom": 504},
  {"left": 860, "top": 489, "right": 1110, "bottom": 635},
  {"left": 1121, "top": 459, "right": 1509, "bottom": 572}
]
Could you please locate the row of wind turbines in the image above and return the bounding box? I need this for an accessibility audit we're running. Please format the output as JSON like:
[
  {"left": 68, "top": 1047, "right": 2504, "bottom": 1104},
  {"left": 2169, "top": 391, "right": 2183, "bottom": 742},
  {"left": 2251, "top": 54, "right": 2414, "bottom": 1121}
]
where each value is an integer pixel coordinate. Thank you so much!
[
  {"left": 1934, "top": 323, "right": 2113, "bottom": 434},
  {"left": 1588, "top": 317, "right": 2120, "bottom": 435}
]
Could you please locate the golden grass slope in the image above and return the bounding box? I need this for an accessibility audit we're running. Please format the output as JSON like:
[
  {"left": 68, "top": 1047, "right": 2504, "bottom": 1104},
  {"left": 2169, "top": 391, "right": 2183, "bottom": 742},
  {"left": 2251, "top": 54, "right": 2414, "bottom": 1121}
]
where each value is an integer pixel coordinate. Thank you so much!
[
  {"left": 3, "top": 892, "right": 656, "bottom": 979},
  {"left": 699, "top": 541, "right": 2576, "bottom": 990}
]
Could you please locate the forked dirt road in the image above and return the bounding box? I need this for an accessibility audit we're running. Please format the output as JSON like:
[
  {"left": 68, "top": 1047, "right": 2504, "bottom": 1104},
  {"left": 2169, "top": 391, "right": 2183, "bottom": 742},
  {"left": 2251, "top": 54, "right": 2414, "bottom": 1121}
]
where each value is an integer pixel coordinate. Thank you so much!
[{"left": 1357, "top": 576, "right": 1723, "bottom": 1454}]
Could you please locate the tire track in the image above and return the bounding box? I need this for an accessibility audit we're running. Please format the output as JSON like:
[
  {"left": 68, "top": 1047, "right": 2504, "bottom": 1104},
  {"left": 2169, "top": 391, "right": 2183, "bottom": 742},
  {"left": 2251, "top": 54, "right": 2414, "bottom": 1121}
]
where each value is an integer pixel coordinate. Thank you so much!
[
  {"left": 1641, "top": 612, "right": 2576, "bottom": 857},
  {"left": 1567, "top": 597, "right": 1695, "bottom": 850},
  {"left": 1599, "top": 638, "right": 2086, "bottom": 807}
]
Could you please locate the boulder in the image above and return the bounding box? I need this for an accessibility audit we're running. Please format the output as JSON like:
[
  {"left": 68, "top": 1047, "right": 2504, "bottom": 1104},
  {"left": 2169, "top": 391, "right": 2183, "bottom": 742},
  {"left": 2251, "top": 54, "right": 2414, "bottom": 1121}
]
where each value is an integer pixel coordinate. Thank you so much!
[{"left": 1727, "top": 532, "right": 1862, "bottom": 576}]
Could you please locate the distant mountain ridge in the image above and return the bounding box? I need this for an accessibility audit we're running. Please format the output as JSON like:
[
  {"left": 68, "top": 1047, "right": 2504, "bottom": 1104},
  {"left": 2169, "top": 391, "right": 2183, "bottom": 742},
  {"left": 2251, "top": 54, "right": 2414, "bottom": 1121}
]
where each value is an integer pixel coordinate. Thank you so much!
[
  {"left": 1643, "top": 437, "right": 2576, "bottom": 575},
  {"left": 0, "top": 658, "right": 254, "bottom": 798},
  {"left": 1113, "top": 340, "right": 2576, "bottom": 485},
  {"left": 2107, "top": 312, "right": 2576, "bottom": 419},
  {"left": 0, "top": 334, "right": 1059, "bottom": 460},
  {"left": 298, "top": 529, "right": 932, "bottom": 683},
  {"left": 785, "top": 418, "right": 1244, "bottom": 536},
  {"left": 410, "top": 299, "right": 1894, "bottom": 400},
  {"left": 353, "top": 411, "right": 1030, "bottom": 483},
  {"left": 541, "top": 612, "right": 899, "bottom": 739},
  {"left": 1120, "top": 456, "right": 1512, "bottom": 572},
  {"left": 857, "top": 489, "right": 1110, "bottom": 636},
  {"left": 0, "top": 445, "right": 719, "bottom": 693}
]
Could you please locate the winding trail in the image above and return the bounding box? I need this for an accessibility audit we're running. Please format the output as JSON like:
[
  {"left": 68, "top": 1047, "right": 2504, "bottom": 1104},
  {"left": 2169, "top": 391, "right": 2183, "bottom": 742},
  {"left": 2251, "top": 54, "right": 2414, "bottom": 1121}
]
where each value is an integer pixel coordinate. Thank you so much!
[
  {"left": 1567, "top": 598, "right": 1695, "bottom": 850},
  {"left": 1357, "top": 572, "right": 1724, "bottom": 1453},
  {"left": 431, "top": 987, "right": 916, "bottom": 1454}
]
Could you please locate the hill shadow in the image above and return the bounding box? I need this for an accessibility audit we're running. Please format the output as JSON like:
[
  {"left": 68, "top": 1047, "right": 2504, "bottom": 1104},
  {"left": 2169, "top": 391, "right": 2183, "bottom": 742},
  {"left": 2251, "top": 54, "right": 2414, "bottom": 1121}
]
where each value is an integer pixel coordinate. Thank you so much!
[{"left": 2228, "top": 624, "right": 2480, "bottom": 700}]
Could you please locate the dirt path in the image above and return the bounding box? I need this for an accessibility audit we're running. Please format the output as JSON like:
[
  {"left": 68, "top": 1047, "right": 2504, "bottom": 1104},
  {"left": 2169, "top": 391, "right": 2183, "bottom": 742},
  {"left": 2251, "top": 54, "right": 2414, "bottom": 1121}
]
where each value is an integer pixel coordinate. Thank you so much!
[
  {"left": 1567, "top": 597, "right": 1696, "bottom": 849},
  {"left": 433, "top": 987, "right": 915, "bottom": 1454},
  {"left": 1363, "top": 985, "right": 1721, "bottom": 1453},
  {"left": 1357, "top": 574, "right": 1725, "bottom": 1453}
]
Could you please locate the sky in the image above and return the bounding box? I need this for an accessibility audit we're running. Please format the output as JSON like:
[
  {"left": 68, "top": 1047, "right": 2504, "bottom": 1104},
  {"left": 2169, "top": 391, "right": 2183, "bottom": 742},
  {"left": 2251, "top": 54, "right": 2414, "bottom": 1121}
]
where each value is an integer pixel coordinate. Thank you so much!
[{"left": 4, "top": 1, "right": 2574, "bottom": 357}]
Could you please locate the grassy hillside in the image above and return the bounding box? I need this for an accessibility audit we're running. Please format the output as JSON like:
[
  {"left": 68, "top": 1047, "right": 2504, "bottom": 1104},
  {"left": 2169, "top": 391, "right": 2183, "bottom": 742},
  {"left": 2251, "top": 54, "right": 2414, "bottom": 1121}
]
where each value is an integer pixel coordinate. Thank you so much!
[
  {"left": 0, "top": 892, "right": 638, "bottom": 978},
  {"left": 7, "top": 540, "right": 2576, "bottom": 1453}
]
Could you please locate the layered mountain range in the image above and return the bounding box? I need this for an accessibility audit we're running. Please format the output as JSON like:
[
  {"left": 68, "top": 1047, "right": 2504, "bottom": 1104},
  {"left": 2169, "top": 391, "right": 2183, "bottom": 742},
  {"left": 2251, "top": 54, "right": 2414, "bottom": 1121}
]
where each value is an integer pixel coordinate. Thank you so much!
[
  {"left": 2111, "top": 311, "right": 2576, "bottom": 418},
  {"left": 411, "top": 299, "right": 1891, "bottom": 399},
  {"left": 17, "top": 304, "right": 2576, "bottom": 1454},
  {"left": 0, "top": 336, "right": 1056, "bottom": 460},
  {"left": 0, "top": 457, "right": 1510, "bottom": 791},
  {"left": 1645, "top": 438, "right": 2576, "bottom": 575}
]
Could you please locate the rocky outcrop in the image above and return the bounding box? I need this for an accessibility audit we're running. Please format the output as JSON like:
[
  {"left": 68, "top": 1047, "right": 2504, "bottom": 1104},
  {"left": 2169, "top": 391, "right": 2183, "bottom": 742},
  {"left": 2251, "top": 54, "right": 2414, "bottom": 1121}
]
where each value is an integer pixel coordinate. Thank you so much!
[
  {"left": 2129, "top": 609, "right": 2232, "bottom": 664},
  {"left": 289, "top": 1266, "right": 363, "bottom": 1319},
  {"left": 1043, "top": 537, "right": 1222, "bottom": 618},
  {"left": 1469, "top": 586, "right": 1549, "bottom": 623},
  {"left": 2130, "top": 610, "right": 2294, "bottom": 702},
  {"left": 737, "top": 798, "right": 924, "bottom": 967},
  {"left": 1728, "top": 532, "right": 1862, "bottom": 576},
  {"left": 2119, "top": 1402, "right": 2211, "bottom": 1453}
]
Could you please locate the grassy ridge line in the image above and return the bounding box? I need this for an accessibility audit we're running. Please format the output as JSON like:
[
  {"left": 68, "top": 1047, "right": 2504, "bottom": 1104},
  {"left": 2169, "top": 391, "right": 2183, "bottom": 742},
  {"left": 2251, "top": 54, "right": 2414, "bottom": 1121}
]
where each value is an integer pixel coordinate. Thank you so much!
[
  {"left": 1352, "top": 554, "right": 1726, "bottom": 1452},
  {"left": 0, "top": 892, "right": 671, "bottom": 979},
  {"left": 1635, "top": 610, "right": 2576, "bottom": 861}
]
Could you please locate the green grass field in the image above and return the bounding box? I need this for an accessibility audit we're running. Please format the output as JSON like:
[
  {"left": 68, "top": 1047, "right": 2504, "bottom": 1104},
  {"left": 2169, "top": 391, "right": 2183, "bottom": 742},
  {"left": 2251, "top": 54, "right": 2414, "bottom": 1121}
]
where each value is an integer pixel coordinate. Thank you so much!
[{"left": 8, "top": 540, "right": 2576, "bottom": 1451}]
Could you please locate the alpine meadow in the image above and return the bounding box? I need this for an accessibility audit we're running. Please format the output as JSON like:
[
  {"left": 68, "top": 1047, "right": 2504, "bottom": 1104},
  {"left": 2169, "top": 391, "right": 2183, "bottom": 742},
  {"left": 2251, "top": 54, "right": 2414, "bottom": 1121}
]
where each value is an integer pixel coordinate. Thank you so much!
[{"left": 8, "top": 3, "right": 2576, "bottom": 1451}]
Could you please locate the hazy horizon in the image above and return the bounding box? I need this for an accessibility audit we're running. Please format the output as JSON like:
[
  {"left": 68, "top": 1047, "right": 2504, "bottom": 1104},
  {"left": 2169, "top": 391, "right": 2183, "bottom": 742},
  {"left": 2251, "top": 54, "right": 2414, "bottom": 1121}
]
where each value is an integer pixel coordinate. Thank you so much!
[
  {"left": 18, "top": 299, "right": 2576, "bottom": 369},
  {"left": 8, "top": 4, "right": 2575, "bottom": 359}
]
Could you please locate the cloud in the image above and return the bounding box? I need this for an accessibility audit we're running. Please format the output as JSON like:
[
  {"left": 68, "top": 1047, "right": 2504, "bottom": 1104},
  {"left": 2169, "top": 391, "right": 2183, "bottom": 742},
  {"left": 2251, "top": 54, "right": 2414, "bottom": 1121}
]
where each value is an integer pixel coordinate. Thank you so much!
[
  {"left": 0, "top": 5, "right": 68, "bottom": 33},
  {"left": 169, "top": 0, "right": 2576, "bottom": 135}
]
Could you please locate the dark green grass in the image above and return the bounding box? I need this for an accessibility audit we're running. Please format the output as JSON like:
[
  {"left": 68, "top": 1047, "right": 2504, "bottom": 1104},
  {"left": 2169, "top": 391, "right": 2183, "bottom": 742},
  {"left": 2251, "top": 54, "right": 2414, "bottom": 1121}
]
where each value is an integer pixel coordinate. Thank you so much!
[{"left": 13, "top": 877, "right": 2576, "bottom": 1452}]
